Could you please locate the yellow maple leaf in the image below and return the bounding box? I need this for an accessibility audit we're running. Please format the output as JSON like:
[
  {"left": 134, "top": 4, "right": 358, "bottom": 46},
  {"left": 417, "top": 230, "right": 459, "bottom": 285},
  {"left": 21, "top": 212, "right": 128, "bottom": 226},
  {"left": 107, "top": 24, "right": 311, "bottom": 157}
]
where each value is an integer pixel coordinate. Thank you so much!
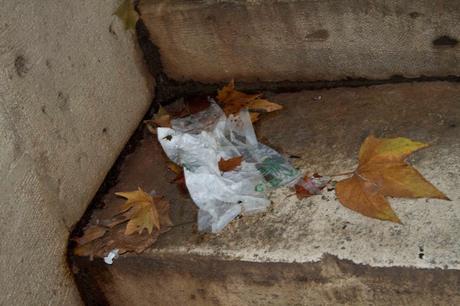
[
  {"left": 115, "top": 187, "right": 160, "bottom": 235},
  {"left": 114, "top": 0, "right": 139, "bottom": 30},
  {"left": 217, "top": 80, "right": 282, "bottom": 122},
  {"left": 336, "top": 135, "right": 449, "bottom": 223}
]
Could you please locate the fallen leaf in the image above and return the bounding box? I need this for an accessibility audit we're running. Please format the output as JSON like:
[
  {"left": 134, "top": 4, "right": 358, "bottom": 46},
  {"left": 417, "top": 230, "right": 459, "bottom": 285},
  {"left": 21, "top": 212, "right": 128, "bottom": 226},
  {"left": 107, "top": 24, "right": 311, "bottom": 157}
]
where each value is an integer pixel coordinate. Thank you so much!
[
  {"left": 336, "top": 135, "right": 449, "bottom": 223},
  {"left": 218, "top": 156, "right": 243, "bottom": 172},
  {"left": 73, "top": 226, "right": 107, "bottom": 245},
  {"left": 295, "top": 174, "right": 331, "bottom": 199},
  {"left": 217, "top": 80, "right": 260, "bottom": 115},
  {"left": 217, "top": 80, "right": 282, "bottom": 119},
  {"left": 73, "top": 188, "right": 172, "bottom": 260},
  {"left": 167, "top": 162, "right": 182, "bottom": 175},
  {"left": 336, "top": 175, "right": 401, "bottom": 222},
  {"left": 115, "top": 188, "right": 160, "bottom": 235},
  {"left": 114, "top": 0, "right": 139, "bottom": 30},
  {"left": 247, "top": 99, "right": 283, "bottom": 113},
  {"left": 74, "top": 222, "right": 162, "bottom": 259},
  {"left": 152, "top": 106, "right": 171, "bottom": 128},
  {"left": 249, "top": 112, "right": 260, "bottom": 123},
  {"left": 184, "top": 97, "right": 211, "bottom": 116},
  {"left": 167, "top": 162, "right": 188, "bottom": 194}
]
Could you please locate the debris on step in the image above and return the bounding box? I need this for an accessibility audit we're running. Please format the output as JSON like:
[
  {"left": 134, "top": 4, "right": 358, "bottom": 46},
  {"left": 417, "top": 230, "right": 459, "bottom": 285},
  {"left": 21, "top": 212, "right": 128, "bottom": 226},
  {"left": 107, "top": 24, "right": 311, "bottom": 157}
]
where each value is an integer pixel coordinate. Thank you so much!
[
  {"left": 295, "top": 174, "right": 331, "bottom": 199},
  {"left": 217, "top": 80, "right": 283, "bottom": 122},
  {"left": 157, "top": 100, "right": 300, "bottom": 232},
  {"left": 72, "top": 188, "right": 172, "bottom": 262},
  {"left": 103, "top": 249, "right": 119, "bottom": 265},
  {"left": 70, "top": 82, "right": 452, "bottom": 266}
]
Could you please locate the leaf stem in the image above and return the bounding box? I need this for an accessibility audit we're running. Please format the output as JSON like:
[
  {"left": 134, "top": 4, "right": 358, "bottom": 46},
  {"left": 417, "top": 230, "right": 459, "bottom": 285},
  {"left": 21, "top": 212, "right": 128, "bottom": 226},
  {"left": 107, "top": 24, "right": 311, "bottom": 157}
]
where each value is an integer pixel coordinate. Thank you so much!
[{"left": 327, "top": 171, "right": 355, "bottom": 177}]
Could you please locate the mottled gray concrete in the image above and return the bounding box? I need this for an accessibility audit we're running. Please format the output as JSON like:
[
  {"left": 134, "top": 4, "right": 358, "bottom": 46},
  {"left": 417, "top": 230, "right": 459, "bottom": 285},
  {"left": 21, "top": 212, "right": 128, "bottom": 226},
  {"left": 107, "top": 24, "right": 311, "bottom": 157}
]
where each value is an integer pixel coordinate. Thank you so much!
[
  {"left": 0, "top": 0, "right": 152, "bottom": 304},
  {"left": 140, "top": 0, "right": 460, "bottom": 83}
]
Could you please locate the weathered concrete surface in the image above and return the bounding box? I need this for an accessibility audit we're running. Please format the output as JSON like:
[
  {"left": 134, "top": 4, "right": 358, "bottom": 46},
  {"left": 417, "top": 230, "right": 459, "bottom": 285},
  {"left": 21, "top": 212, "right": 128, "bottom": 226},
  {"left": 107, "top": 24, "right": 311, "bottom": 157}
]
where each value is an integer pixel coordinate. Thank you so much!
[
  {"left": 78, "top": 254, "right": 460, "bottom": 306},
  {"left": 77, "top": 82, "right": 460, "bottom": 304},
  {"left": 139, "top": 0, "right": 460, "bottom": 83},
  {"left": 0, "top": 0, "right": 152, "bottom": 305}
]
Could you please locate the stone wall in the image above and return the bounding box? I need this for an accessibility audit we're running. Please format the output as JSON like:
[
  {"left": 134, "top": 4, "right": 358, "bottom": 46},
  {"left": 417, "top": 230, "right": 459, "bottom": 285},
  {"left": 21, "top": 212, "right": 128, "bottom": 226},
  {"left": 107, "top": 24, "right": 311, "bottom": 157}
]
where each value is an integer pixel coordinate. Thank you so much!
[
  {"left": 0, "top": 1, "right": 152, "bottom": 304},
  {"left": 140, "top": 0, "right": 460, "bottom": 83}
]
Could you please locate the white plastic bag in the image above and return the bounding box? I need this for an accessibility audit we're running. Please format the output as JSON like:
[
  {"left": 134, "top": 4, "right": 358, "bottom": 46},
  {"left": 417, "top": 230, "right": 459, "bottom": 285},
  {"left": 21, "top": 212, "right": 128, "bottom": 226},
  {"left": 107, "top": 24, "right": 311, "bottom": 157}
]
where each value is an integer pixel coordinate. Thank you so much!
[{"left": 158, "top": 101, "right": 299, "bottom": 232}]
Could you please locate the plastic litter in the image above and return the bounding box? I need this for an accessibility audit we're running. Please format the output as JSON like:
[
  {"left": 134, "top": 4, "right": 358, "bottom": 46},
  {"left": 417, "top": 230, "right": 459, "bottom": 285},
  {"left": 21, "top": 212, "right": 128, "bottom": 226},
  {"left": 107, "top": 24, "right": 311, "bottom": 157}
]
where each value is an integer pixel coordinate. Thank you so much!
[
  {"left": 103, "top": 249, "right": 119, "bottom": 265},
  {"left": 158, "top": 100, "right": 299, "bottom": 232}
]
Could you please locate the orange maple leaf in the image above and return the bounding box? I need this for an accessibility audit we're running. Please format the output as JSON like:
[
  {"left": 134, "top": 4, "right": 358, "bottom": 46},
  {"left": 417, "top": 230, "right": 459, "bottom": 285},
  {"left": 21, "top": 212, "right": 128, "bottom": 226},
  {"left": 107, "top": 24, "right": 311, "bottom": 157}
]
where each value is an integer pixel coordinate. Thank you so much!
[
  {"left": 217, "top": 80, "right": 282, "bottom": 122},
  {"left": 336, "top": 136, "right": 449, "bottom": 223}
]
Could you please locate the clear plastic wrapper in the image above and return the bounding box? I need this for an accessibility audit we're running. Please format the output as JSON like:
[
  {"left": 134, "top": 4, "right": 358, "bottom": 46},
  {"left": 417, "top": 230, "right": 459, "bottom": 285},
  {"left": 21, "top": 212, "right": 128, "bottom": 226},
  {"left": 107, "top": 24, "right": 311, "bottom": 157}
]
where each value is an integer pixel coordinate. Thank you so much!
[{"left": 158, "top": 101, "right": 299, "bottom": 232}]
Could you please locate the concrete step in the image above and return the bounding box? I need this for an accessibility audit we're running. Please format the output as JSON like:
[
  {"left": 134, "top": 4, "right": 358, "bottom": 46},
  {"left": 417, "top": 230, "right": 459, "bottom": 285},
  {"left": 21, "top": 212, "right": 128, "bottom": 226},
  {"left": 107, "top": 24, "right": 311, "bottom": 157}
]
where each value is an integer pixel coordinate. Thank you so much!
[
  {"left": 139, "top": 0, "right": 460, "bottom": 83},
  {"left": 73, "top": 82, "right": 460, "bottom": 305}
]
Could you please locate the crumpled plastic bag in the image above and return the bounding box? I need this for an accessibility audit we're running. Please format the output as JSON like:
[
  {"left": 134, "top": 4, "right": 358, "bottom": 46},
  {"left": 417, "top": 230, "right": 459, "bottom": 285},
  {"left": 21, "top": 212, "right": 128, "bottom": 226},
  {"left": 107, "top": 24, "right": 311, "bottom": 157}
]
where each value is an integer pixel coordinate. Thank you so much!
[{"left": 158, "top": 101, "right": 299, "bottom": 232}]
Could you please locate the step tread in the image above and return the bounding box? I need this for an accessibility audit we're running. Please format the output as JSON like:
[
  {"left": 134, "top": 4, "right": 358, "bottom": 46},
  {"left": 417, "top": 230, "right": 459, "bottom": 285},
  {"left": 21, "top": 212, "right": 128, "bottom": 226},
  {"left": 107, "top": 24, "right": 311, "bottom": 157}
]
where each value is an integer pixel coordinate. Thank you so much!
[{"left": 103, "top": 82, "right": 460, "bottom": 269}]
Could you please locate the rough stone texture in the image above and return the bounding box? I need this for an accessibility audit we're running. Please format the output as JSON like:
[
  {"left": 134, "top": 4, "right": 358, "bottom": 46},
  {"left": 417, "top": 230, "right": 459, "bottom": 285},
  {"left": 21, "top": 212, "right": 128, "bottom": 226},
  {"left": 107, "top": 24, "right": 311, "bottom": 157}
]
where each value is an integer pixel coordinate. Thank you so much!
[
  {"left": 139, "top": 0, "right": 460, "bottom": 83},
  {"left": 77, "top": 82, "right": 460, "bottom": 304},
  {"left": 78, "top": 254, "right": 460, "bottom": 306},
  {"left": 0, "top": 1, "right": 152, "bottom": 305}
]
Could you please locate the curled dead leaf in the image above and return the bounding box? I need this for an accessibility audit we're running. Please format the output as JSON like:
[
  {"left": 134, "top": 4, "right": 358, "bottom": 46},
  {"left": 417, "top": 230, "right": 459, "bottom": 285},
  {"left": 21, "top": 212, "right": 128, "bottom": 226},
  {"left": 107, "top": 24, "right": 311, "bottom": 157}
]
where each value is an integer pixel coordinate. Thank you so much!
[
  {"left": 248, "top": 99, "right": 283, "bottom": 113},
  {"left": 217, "top": 80, "right": 282, "bottom": 120}
]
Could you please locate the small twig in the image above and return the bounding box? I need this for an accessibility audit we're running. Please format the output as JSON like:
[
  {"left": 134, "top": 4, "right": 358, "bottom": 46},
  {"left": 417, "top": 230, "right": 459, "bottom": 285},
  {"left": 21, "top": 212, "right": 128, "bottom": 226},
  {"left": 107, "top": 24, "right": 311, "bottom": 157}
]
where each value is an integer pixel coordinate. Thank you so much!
[{"left": 284, "top": 192, "right": 297, "bottom": 200}]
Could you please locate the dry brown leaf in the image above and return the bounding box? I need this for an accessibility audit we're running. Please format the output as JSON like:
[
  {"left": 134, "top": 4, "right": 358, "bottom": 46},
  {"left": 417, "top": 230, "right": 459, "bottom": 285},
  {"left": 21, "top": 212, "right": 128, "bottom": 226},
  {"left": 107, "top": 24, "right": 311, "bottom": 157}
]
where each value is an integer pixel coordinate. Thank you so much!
[
  {"left": 167, "top": 162, "right": 188, "bottom": 194},
  {"left": 74, "top": 222, "right": 162, "bottom": 259},
  {"left": 115, "top": 188, "right": 160, "bottom": 235},
  {"left": 249, "top": 112, "right": 260, "bottom": 123},
  {"left": 217, "top": 80, "right": 260, "bottom": 115},
  {"left": 155, "top": 196, "right": 174, "bottom": 227},
  {"left": 73, "top": 226, "right": 107, "bottom": 245},
  {"left": 167, "top": 162, "right": 182, "bottom": 175},
  {"left": 73, "top": 187, "right": 173, "bottom": 260},
  {"left": 247, "top": 99, "right": 283, "bottom": 113},
  {"left": 184, "top": 97, "right": 211, "bottom": 115},
  {"left": 218, "top": 156, "right": 243, "bottom": 172},
  {"left": 217, "top": 80, "right": 282, "bottom": 118},
  {"left": 336, "top": 135, "right": 449, "bottom": 223},
  {"left": 336, "top": 175, "right": 401, "bottom": 223}
]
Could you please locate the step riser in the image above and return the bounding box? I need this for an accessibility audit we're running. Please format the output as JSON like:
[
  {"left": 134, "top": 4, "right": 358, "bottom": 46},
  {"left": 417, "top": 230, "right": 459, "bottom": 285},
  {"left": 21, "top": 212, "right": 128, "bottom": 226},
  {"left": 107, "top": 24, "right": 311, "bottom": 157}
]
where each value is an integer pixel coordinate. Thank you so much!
[
  {"left": 79, "top": 255, "right": 460, "bottom": 305},
  {"left": 140, "top": 0, "right": 460, "bottom": 83}
]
